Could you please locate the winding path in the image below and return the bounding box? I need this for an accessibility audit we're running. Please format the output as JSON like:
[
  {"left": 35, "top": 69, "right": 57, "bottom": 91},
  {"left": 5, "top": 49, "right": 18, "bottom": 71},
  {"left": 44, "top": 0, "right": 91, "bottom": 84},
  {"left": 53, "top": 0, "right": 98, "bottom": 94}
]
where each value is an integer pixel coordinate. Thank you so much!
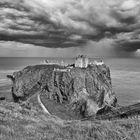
[{"left": 37, "top": 92, "right": 50, "bottom": 115}]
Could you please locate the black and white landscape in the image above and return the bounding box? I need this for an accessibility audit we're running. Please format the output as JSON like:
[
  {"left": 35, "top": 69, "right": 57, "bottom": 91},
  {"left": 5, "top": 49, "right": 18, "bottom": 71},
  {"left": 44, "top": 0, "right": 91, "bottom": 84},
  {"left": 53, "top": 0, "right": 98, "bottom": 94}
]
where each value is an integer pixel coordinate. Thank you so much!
[{"left": 0, "top": 0, "right": 140, "bottom": 140}]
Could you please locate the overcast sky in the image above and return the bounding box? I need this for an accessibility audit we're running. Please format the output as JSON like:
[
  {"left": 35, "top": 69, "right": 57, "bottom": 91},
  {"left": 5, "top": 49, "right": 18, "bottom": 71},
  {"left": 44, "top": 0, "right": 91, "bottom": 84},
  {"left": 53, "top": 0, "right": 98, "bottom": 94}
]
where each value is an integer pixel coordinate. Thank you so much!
[{"left": 0, "top": 0, "right": 140, "bottom": 57}]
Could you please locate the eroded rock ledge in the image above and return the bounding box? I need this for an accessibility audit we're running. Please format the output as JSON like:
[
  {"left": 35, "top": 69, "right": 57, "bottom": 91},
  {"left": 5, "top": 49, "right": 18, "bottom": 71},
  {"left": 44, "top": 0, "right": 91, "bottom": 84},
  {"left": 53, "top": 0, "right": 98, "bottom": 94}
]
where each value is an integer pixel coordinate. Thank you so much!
[{"left": 8, "top": 62, "right": 117, "bottom": 118}]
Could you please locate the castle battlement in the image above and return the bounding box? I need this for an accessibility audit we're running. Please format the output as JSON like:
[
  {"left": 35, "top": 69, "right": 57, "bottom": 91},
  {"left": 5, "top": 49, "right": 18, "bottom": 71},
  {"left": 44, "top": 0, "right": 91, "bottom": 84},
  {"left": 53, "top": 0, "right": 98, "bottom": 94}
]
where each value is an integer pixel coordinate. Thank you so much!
[
  {"left": 41, "top": 55, "right": 104, "bottom": 68},
  {"left": 90, "top": 60, "right": 104, "bottom": 66}
]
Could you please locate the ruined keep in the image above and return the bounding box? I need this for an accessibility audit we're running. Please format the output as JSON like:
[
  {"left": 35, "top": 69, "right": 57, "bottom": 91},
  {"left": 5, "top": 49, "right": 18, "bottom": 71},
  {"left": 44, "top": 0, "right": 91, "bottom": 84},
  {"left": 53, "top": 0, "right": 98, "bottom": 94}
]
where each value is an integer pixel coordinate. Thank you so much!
[{"left": 75, "top": 55, "right": 89, "bottom": 68}]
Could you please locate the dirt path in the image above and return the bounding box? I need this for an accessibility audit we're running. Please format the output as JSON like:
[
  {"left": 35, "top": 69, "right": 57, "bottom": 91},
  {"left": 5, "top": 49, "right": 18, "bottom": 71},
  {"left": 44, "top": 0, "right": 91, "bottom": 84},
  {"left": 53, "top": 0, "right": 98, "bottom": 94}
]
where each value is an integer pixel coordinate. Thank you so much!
[{"left": 37, "top": 92, "right": 50, "bottom": 114}]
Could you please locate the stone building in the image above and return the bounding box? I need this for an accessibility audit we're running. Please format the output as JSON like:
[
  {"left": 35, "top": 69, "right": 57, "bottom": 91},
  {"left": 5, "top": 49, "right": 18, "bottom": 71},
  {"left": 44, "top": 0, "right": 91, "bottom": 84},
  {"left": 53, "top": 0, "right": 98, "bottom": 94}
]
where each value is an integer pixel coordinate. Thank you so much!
[{"left": 75, "top": 55, "right": 89, "bottom": 68}]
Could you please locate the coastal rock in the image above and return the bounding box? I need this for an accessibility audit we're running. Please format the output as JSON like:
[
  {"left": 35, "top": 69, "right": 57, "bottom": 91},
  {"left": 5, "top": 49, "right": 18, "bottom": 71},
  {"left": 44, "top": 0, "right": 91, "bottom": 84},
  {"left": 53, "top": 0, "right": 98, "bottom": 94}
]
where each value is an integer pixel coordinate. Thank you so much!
[{"left": 8, "top": 63, "right": 117, "bottom": 118}]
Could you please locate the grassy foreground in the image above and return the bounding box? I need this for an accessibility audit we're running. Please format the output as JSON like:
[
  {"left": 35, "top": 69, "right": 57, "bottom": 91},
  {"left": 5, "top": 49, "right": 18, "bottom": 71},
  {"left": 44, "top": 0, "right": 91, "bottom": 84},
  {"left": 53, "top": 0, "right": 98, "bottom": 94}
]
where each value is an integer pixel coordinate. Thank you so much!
[{"left": 0, "top": 101, "right": 140, "bottom": 140}]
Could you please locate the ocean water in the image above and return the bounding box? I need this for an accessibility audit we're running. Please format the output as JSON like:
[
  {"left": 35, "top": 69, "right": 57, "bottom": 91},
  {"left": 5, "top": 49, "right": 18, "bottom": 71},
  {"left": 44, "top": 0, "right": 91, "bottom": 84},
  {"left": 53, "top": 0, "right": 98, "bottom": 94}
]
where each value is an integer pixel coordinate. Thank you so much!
[
  {"left": 104, "top": 58, "right": 140, "bottom": 105},
  {"left": 0, "top": 57, "right": 140, "bottom": 105}
]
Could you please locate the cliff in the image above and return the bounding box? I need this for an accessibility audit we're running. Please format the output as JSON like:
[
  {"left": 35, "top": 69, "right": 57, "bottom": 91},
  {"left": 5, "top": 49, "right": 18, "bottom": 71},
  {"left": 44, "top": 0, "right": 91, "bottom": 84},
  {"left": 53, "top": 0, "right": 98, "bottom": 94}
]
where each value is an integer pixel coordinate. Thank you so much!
[{"left": 8, "top": 63, "right": 117, "bottom": 118}]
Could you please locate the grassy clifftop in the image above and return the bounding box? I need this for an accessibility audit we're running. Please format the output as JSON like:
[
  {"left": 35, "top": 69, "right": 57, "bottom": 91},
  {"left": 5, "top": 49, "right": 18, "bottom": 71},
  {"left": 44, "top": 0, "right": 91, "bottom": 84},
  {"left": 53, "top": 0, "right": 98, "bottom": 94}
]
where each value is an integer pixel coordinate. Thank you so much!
[{"left": 0, "top": 101, "right": 140, "bottom": 140}]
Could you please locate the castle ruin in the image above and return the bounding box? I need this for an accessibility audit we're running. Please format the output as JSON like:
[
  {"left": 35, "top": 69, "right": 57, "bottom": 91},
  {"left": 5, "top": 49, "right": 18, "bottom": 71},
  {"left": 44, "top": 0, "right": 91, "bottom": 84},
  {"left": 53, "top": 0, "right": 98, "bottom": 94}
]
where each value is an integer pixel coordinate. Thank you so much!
[
  {"left": 75, "top": 55, "right": 89, "bottom": 68},
  {"left": 41, "top": 55, "right": 104, "bottom": 68}
]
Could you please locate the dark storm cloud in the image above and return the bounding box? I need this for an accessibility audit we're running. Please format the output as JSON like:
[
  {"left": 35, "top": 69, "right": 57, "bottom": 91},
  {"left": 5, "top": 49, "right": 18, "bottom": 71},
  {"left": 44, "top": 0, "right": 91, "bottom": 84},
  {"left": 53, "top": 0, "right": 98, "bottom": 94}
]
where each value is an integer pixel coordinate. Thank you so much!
[
  {"left": 0, "top": 0, "right": 140, "bottom": 51},
  {"left": 0, "top": 0, "right": 86, "bottom": 47},
  {"left": 117, "top": 40, "right": 140, "bottom": 52},
  {"left": 114, "top": 31, "right": 140, "bottom": 52}
]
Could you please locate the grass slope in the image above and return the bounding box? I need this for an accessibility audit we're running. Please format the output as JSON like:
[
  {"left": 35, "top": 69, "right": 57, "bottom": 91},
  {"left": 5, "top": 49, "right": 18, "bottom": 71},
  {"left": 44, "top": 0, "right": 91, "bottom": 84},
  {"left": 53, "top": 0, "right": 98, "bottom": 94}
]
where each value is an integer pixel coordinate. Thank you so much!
[{"left": 0, "top": 101, "right": 140, "bottom": 140}]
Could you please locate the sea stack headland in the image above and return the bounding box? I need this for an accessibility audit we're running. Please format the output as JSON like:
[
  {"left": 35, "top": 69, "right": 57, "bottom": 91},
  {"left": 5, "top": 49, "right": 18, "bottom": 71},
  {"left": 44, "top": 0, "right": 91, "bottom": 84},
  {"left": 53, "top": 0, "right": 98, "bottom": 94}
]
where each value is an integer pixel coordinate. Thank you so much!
[{"left": 8, "top": 55, "right": 117, "bottom": 119}]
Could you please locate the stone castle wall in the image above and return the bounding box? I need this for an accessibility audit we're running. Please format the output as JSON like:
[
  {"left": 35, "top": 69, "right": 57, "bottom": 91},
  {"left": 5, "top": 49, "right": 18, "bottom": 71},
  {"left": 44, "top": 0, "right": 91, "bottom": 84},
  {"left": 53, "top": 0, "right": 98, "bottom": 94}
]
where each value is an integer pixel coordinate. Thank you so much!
[{"left": 75, "top": 55, "right": 89, "bottom": 68}]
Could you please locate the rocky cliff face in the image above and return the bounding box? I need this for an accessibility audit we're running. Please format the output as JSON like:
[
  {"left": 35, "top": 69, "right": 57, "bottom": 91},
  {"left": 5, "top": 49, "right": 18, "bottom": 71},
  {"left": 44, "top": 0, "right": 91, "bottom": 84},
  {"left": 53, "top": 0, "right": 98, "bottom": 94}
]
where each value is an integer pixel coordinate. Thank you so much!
[{"left": 8, "top": 64, "right": 117, "bottom": 118}]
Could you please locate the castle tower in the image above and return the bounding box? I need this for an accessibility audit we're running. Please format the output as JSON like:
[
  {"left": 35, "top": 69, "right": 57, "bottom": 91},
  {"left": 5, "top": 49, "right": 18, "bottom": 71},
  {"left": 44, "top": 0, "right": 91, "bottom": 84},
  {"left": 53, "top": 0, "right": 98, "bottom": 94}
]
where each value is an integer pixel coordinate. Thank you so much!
[
  {"left": 83, "top": 56, "right": 89, "bottom": 68},
  {"left": 75, "top": 55, "right": 89, "bottom": 68}
]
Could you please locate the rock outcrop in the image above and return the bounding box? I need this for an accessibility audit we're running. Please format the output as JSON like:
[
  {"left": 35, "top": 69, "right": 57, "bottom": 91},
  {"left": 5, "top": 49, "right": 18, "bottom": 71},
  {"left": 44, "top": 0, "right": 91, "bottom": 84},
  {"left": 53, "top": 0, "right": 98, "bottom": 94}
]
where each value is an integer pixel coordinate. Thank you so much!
[{"left": 8, "top": 63, "right": 117, "bottom": 118}]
